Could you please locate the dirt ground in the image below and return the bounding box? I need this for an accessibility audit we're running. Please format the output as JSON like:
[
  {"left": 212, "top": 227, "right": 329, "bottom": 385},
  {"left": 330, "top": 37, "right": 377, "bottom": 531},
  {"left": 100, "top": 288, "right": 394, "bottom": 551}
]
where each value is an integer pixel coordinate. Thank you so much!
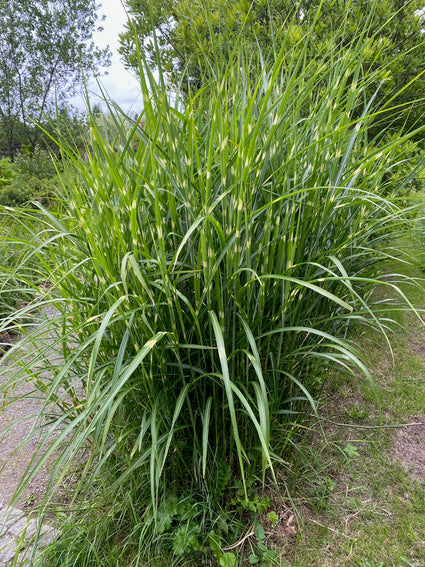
[
  {"left": 0, "top": 306, "right": 61, "bottom": 509},
  {"left": 0, "top": 366, "right": 51, "bottom": 507},
  {"left": 392, "top": 417, "right": 425, "bottom": 482}
]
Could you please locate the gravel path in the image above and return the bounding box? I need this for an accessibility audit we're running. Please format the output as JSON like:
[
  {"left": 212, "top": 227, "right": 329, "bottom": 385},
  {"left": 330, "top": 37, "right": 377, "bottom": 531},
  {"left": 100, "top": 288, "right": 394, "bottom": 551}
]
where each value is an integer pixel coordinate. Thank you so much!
[
  {"left": 0, "top": 365, "right": 49, "bottom": 507},
  {"left": 0, "top": 307, "right": 61, "bottom": 565}
]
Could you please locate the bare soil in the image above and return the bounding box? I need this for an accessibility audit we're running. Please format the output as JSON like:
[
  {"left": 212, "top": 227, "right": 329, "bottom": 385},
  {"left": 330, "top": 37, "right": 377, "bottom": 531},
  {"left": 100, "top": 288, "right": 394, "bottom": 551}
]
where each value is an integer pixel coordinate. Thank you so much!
[{"left": 392, "top": 417, "right": 425, "bottom": 481}]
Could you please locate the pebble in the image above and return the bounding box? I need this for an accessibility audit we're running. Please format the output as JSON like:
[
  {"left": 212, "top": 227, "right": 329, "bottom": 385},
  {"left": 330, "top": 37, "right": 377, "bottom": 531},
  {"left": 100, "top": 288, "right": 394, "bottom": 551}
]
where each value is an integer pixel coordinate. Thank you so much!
[{"left": 0, "top": 501, "right": 59, "bottom": 565}]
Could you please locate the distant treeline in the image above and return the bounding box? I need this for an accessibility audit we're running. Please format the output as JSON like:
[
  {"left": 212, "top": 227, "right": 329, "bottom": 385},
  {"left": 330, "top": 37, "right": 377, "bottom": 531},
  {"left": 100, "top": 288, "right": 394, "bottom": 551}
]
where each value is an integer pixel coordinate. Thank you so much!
[
  {"left": 0, "top": 143, "right": 24, "bottom": 159},
  {"left": 0, "top": 141, "right": 70, "bottom": 161}
]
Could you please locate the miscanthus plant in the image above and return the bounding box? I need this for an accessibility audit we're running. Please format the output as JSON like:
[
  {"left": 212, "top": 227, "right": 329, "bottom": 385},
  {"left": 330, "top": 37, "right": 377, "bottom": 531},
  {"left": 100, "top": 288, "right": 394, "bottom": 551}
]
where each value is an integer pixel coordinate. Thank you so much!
[{"left": 1, "top": 9, "right": 424, "bottom": 566}]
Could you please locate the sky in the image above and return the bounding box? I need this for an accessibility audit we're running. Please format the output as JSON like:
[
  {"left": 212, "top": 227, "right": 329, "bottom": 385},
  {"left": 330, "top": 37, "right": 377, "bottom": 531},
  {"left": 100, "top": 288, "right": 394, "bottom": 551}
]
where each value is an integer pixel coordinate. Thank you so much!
[{"left": 71, "top": 0, "right": 142, "bottom": 112}]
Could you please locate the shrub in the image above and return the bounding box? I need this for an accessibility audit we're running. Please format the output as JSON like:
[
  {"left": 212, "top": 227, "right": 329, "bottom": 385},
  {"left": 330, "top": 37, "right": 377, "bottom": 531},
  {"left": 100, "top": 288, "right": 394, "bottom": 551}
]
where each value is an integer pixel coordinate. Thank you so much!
[
  {"left": 13, "top": 145, "right": 59, "bottom": 179},
  {"left": 0, "top": 147, "right": 62, "bottom": 206},
  {"left": 0, "top": 157, "right": 17, "bottom": 187},
  {"left": 2, "top": 8, "right": 424, "bottom": 566},
  {"left": 0, "top": 174, "right": 59, "bottom": 206}
]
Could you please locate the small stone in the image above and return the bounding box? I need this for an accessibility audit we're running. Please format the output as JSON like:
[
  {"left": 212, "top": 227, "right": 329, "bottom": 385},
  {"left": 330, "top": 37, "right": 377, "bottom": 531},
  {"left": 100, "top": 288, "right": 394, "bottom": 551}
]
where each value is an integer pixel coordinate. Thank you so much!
[
  {"left": 0, "top": 505, "right": 59, "bottom": 565},
  {"left": 0, "top": 536, "right": 19, "bottom": 564}
]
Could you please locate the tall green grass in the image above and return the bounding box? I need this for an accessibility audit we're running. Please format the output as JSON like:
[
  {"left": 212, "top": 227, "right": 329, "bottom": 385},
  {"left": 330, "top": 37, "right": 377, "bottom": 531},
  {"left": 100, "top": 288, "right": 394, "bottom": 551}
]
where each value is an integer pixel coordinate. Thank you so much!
[
  {"left": 1, "top": 7, "right": 424, "bottom": 565},
  {"left": 0, "top": 210, "right": 50, "bottom": 330}
]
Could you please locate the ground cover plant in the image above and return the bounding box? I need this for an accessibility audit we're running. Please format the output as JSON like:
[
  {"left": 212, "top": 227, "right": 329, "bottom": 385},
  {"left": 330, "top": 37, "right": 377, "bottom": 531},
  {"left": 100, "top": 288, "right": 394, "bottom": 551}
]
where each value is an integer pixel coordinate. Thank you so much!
[{"left": 1, "top": 4, "right": 425, "bottom": 565}]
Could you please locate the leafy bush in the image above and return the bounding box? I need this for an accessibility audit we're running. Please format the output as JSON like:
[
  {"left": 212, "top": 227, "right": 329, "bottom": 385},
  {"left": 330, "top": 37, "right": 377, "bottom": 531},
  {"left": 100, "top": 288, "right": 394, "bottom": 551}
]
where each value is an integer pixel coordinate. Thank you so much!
[
  {"left": 387, "top": 138, "right": 425, "bottom": 195},
  {"left": 0, "top": 157, "right": 17, "bottom": 187},
  {"left": 0, "top": 174, "right": 59, "bottom": 206},
  {"left": 0, "top": 184, "right": 32, "bottom": 207},
  {"left": 13, "top": 145, "right": 59, "bottom": 179},
  {"left": 0, "top": 147, "right": 61, "bottom": 206},
  {"left": 2, "top": 8, "right": 424, "bottom": 567}
]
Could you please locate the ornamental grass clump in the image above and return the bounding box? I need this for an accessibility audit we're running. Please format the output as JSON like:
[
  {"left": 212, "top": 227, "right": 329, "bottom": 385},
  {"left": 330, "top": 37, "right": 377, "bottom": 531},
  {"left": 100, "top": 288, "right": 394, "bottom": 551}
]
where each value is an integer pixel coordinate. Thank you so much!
[{"left": 1, "top": 10, "right": 424, "bottom": 566}]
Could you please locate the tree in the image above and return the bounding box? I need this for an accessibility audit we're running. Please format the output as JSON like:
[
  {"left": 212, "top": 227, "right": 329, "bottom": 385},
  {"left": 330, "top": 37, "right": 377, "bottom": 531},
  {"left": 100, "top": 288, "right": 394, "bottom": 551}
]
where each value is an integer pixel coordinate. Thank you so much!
[
  {"left": 0, "top": 0, "right": 110, "bottom": 158},
  {"left": 119, "top": 0, "right": 425, "bottom": 135}
]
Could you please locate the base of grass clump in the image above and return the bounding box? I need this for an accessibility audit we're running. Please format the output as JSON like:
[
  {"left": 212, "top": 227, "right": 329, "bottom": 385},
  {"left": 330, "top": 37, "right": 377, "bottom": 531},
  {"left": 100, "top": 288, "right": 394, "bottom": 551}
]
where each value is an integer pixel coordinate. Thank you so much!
[{"left": 36, "top": 456, "right": 297, "bottom": 565}]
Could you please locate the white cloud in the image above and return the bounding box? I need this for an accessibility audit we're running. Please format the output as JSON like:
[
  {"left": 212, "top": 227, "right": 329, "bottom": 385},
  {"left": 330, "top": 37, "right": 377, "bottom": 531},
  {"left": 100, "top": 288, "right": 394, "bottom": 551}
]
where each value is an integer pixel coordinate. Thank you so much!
[{"left": 71, "top": 0, "right": 142, "bottom": 112}]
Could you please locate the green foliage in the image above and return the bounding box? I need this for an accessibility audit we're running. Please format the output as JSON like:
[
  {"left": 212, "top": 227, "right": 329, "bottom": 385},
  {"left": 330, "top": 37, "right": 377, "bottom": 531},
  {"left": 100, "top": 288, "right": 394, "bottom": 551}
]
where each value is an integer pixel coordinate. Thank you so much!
[
  {"left": 219, "top": 554, "right": 237, "bottom": 567},
  {"left": 210, "top": 533, "right": 237, "bottom": 567},
  {"left": 0, "top": 148, "right": 61, "bottom": 206},
  {"left": 0, "top": 211, "right": 45, "bottom": 326},
  {"left": 39, "top": 105, "right": 90, "bottom": 154},
  {"left": 343, "top": 443, "right": 361, "bottom": 459},
  {"left": 13, "top": 147, "right": 58, "bottom": 179},
  {"left": 172, "top": 522, "right": 202, "bottom": 556},
  {"left": 0, "top": 0, "right": 109, "bottom": 158},
  {"left": 266, "top": 511, "right": 279, "bottom": 526},
  {"left": 120, "top": 0, "right": 425, "bottom": 137},
  {"left": 249, "top": 522, "right": 278, "bottom": 566},
  {"left": 265, "top": 233, "right": 425, "bottom": 567},
  {"left": 377, "top": 135, "right": 425, "bottom": 196},
  {"left": 0, "top": 184, "right": 33, "bottom": 207},
  {"left": 0, "top": 158, "right": 17, "bottom": 187},
  {"left": 2, "top": 10, "right": 425, "bottom": 567},
  {"left": 232, "top": 483, "right": 270, "bottom": 514},
  {"left": 0, "top": 175, "right": 58, "bottom": 207}
]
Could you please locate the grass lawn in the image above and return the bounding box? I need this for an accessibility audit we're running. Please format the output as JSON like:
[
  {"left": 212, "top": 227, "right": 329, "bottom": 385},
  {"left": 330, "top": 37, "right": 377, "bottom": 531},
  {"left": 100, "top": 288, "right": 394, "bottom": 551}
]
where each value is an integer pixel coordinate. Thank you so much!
[{"left": 280, "top": 227, "right": 425, "bottom": 567}]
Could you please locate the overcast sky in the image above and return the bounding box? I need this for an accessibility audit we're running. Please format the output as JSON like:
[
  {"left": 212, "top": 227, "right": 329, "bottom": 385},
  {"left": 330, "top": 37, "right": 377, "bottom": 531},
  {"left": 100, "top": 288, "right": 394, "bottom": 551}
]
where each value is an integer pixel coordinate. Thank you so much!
[{"left": 71, "top": 0, "right": 142, "bottom": 112}]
